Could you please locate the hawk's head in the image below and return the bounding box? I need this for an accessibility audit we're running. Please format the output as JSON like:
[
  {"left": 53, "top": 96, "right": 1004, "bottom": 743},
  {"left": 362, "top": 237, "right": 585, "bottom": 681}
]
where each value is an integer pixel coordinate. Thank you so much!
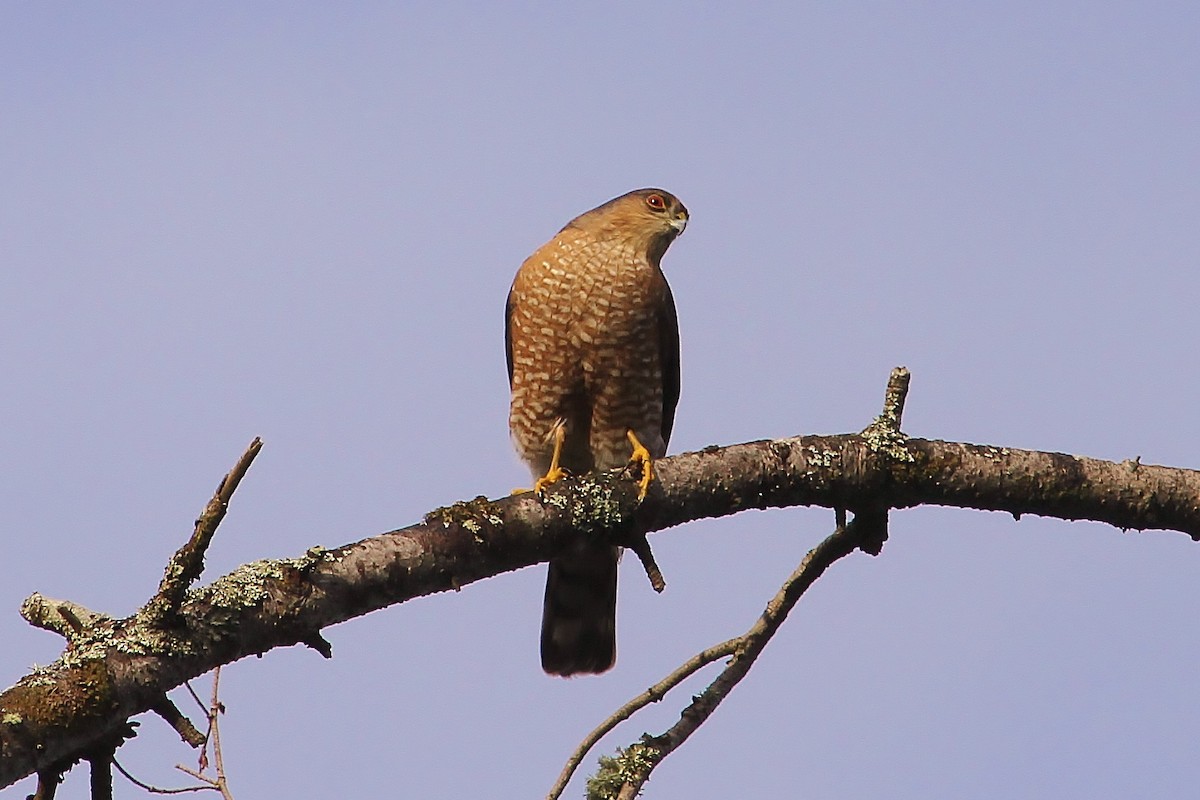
[{"left": 569, "top": 188, "right": 688, "bottom": 263}]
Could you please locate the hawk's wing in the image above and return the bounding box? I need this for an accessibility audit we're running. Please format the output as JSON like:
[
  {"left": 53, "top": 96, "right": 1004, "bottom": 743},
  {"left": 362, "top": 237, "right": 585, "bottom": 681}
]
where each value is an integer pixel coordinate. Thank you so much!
[
  {"left": 658, "top": 274, "right": 681, "bottom": 448},
  {"left": 504, "top": 284, "right": 515, "bottom": 390}
]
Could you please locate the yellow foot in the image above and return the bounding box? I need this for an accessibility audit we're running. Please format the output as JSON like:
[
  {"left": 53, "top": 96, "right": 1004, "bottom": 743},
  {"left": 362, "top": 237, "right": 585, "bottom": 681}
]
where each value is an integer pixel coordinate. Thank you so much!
[
  {"left": 533, "top": 465, "right": 568, "bottom": 496},
  {"left": 511, "top": 468, "right": 569, "bottom": 497},
  {"left": 527, "top": 420, "right": 568, "bottom": 498},
  {"left": 626, "top": 429, "right": 654, "bottom": 500}
]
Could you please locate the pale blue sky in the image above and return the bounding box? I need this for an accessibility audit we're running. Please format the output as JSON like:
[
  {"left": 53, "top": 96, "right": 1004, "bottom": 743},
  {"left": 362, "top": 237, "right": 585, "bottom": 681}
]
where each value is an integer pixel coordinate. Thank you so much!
[{"left": 3, "top": 4, "right": 1199, "bottom": 797}]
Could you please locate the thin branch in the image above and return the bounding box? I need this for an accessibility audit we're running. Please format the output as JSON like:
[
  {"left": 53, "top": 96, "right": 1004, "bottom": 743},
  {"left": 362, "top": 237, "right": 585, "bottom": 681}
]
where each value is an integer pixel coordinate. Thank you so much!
[
  {"left": 602, "top": 518, "right": 868, "bottom": 797},
  {"left": 184, "top": 681, "right": 207, "bottom": 713},
  {"left": 174, "top": 764, "right": 218, "bottom": 787},
  {"left": 173, "top": 669, "right": 235, "bottom": 799},
  {"left": 208, "top": 667, "right": 234, "bottom": 800},
  {"left": 149, "top": 438, "right": 263, "bottom": 619},
  {"left": 113, "top": 670, "right": 233, "bottom": 796},
  {"left": 112, "top": 759, "right": 212, "bottom": 795},
  {"left": 546, "top": 637, "right": 740, "bottom": 799}
]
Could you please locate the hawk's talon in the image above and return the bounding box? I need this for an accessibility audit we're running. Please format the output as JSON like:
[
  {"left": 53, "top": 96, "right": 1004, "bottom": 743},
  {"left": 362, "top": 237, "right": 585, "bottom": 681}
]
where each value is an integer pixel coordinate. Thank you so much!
[
  {"left": 527, "top": 420, "right": 569, "bottom": 498},
  {"left": 533, "top": 466, "right": 569, "bottom": 498},
  {"left": 626, "top": 429, "right": 654, "bottom": 500}
]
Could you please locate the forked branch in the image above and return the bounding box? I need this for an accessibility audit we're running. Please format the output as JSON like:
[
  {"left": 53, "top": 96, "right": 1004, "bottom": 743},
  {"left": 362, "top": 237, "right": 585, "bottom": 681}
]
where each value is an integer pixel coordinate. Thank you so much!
[{"left": 555, "top": 367, "right": 913, "bottom": 798}]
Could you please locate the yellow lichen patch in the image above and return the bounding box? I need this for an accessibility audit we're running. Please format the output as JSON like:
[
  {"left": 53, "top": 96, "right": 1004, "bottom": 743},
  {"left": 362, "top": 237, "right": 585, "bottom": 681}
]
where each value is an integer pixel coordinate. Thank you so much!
[
  {"left": 586, "top": 741, "right": 658, "bottom": 799},
  {"left": 424, "top": 496, "right": 501, "bottom": 533}
]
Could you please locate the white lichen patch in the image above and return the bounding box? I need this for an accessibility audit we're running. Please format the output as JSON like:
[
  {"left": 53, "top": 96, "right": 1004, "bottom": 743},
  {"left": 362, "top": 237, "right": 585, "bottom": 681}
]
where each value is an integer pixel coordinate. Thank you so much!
[
  {"left": 189, "top": 547, "right": 337, "bottom": 610},
  {"left": 978, "top": 445, "right": 1011, "bottom": 461},
  {"left": 861, "top": 425, "right": 916, "bottom": 463},
  {"left": 570, "top": 475, "right": 629, "bottom": 531},
  {"left": 803, "top": 445, "right": 840, "bottom": 469},
  {"left": 199, "top": 564, "right": 276, "bottom": 608}
]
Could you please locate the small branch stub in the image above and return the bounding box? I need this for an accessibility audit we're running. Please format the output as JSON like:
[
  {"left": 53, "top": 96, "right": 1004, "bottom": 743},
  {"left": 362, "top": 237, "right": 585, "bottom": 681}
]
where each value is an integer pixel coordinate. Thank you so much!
[
  {"left": 150, "top": 696, "right": 205, "bottom": 748},
  {"left": 881, "top": 366, "right": 911, "bottom": 429},
  {"left": 627, "top": 535, "right": 666, "bottom": 593},
  {"left": 863, "top": 366, "right": 911, "bottom": 437},
  {"left": 19, "top": 594, "right": 110, "bottom": 641},
  {"left": 301, "top": 632, "right": 334, "bottom": 659}
]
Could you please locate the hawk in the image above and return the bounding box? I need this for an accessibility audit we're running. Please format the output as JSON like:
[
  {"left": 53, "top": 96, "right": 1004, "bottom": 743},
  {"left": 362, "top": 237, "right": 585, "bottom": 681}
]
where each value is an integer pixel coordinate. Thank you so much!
[{"left": 505, "top": 188, "right": 687, "bottom": 676}]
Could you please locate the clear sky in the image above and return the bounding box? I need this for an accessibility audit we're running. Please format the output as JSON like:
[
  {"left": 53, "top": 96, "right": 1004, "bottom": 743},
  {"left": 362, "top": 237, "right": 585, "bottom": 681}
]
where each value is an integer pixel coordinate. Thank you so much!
[{"left": 3, "top": 3, "right": 1199, "bottom": 798}]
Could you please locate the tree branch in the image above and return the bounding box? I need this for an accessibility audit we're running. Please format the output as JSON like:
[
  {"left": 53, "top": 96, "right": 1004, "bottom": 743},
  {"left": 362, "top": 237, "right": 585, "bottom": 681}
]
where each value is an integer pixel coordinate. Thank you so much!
[{"left": 2, "top": 373, "right": 1198, "bottom": 788}]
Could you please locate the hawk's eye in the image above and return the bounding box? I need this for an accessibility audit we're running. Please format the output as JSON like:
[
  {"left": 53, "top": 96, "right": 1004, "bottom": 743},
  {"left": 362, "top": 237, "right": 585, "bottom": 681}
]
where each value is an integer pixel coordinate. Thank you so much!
[{"left": 645, "top": 193, "right": 666, "bottom": 211}]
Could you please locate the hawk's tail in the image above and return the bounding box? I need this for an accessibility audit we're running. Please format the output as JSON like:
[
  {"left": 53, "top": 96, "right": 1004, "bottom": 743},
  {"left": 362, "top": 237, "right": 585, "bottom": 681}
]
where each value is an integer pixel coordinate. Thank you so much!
[{"left": 540, "top": 543, "right": 618, "bottom": 676}]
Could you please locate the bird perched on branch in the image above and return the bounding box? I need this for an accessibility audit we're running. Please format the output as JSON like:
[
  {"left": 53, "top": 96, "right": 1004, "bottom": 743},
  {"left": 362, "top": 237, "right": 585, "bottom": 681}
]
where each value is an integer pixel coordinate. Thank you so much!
[{"left": 505, "top": 188, "right": 687, "bottom": 676}]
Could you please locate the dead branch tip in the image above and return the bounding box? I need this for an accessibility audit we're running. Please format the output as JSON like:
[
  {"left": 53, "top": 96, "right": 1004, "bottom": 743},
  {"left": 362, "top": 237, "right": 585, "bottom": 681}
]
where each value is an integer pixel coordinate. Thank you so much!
[
  {"left": 877, "top": 366, "right": 911, "bottom": 432},
  {"left": 150, "top": 438, "right": 265, "bottom": 618}
]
